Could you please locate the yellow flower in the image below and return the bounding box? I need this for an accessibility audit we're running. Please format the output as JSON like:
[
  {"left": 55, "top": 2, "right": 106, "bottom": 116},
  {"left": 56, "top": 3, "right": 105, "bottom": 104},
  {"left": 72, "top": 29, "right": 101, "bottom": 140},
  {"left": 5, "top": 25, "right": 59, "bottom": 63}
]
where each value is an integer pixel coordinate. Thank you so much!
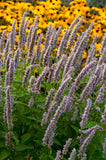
[
  {"left": 40, "top": 44, "right": 44, "bottom": 52},
  {"left": 0, "top": 25, "right": 7, "bottom": 29},
  {"left": 15, "top": 35, "right": 19, "bottom": 43},
  {"left": 34, "top": 45, "right": 37, "bottom": 50},
  {"left": 0, "top": 69, "right": 3, "bottom": 72},
  {"left": 37, "top": 29, "right": 42, "bottom": 35},
  {"left": 82, "top": 62, "right": 86, "bottom": 66},
  {"left": 69, "top": 1, "right": 77, "bottom": 6},
  {"left": 82, "top": 51, "right": 87, "bottom": 60},
  {"left": 54, "top": 48, "right": 58, "bottom": 52},
  {"left": 6, "top": 1, "right": 14, "bottom": 5},
  {"left": 95, "top": 43, "right": 101, "bottom": 52},
  {"left": 1, "top": 57, "right": 4, "bottom": 60},
  {"left": 0, "top": 2, "right": 5, "bottom": 8},
  {"left": 34, "top": 68, "right": 39, "bottom": 73},
  {"left": 95, "top": 54, "right": 100, "bottom": 57}
]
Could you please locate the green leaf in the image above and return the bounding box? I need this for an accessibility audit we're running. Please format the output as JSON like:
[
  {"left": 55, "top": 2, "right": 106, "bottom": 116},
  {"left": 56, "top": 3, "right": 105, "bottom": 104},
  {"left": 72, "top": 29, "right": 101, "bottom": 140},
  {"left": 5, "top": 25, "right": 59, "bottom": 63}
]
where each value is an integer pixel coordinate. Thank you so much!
[
  {"left": 21, "top": 133, "right": 31, "bottom": 144},
  {"left": 27, "top": 116, "right": 36, "bottom": 120},
  {"left": 103, "top": 154, "right": 106, "bottom": 160},
  {"left": 39, "top": 153, "right": 48, "bottom": 160},
  {"left": 71, "top": 125, "right": 79, "bottom": 132},
  {"left": 48, "top": 155, "right": 54, "bottom": 160},
  {"left": 0, "top": 150, "right": 10, "bottom": 160},
  {"left": 12, "top": 135, "right": 19, "bottom": 145},
  {"left": 84, "top": 121, "right": 101, "bottom": 129},
  {"left": 34, "top": 139, "right": 41, "bottom": 145},
  {"left": 14, "top": 101, "right": 28, "bottom": 106},
  {"left": 14, "top": 155, "right": 25, "bottom": 160},
  {"left": 15, "top": 145, "right": 33, "bottom": 151},
  {"left": 54, "top": 138, "right": 61, "bottom": 146}
]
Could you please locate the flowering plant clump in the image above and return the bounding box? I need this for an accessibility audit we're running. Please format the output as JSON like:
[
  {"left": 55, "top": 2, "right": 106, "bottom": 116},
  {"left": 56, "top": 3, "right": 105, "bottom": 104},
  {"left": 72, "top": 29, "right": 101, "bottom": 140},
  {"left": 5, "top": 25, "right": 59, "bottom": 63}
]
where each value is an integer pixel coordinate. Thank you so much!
[{"left": 0, "top": 10, "right": 106, "bottom": 160}]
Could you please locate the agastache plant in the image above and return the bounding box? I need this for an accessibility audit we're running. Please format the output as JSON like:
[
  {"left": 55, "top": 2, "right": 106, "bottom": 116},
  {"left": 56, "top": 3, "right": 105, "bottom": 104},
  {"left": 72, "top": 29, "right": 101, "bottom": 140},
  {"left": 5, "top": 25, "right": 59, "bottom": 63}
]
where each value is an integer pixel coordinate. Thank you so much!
[
  {"left": 62, "top": 138, "right": 72, "bottom": 155},
  {"left": 100, "top": 32, "right": 106, "bottom": 53},
  {"left": 14, "top": 48, "right": 21, "bottom": 68},
  {"left": 26, "top": 25, "right": 34, "bottom": 49},
  {"left": 53, "top": 54, "right": 66, "bottom": 82},
  {"left": 94, "top": 84, "right": 105, "bottom": 105},
  {"left": 3, "top": 35, "right": 10, "bottom": 63},
  {"left": 68, "top": 148, "right": 76, "bottom": 160},
  {"left": 8, "top": 58, "right": 15, "bottom": 84},
  {"left": 79, "top": 125, "right": 99, "bottom": 136},
  {"left": 0, "top": 85, "right": 2, "bottom": 102},
  {"left": 45, "top": 88, "right": 55, "bottom": 111},
  {"left": 44, "top": 23, "right": 52, "bottom": 50},
  {"left": 55, "top": 150, "right": 62, "bottom": 160},
  {"left": 27, "top": 26, "right": 38, "bottom": 62},
  {"left": 71, "top": 104, "right": 79, "bottom": 121},
  {"left": 66, "top": 15, "right": 81, "bottom": 40},
  {"left": 18, "top": 12, "right": 27, "bottom": 49},
  {"left": 42, "top": 96, "right": 67, "bottom": 147},
  {"left": 34, "top": 66, "right": 49, "bottom": 94},
  {"left": 67, "top": 16, "right": 84, "bottom": 49},
  {"left": 86, "top": 35, "right": 97, "bottom": 64},
  {"left": 80, "top": 99, "right": 92, "bottom": 127},
  {"left": 41, "top": 101, "right": 57, "bottom": 126},
  {"left": 22, "top": 65, "right": 32, "bottom": 87},
  {"left": 0, "top": 30, "right": 5, "bottom": 54},
  {"left": 78, "top": 129, "right": 96, "bottom": 158},
  {"left": 5, "top": 52, "right": 13, "bottom": 71},
  {"left": 103, "top": 138, "right": 106, "bottom": 154},
  {"left": 47, "top": 63, "right": 56, "bottom": 83},
  {"left": 22, "top": 19, "right": 29, "bottom": 48},
  {"left": 101, "top": 104, "right": 106, "bottom": 124},
  {"left": 0, "top": 12, "right": 106, "bottom": 160},
  {"left": 53, "top": 76, "right": 71, "bottom": 102},
  {"left": 36, "top": 33, "right": 42, "bottom": 61},
  {"left": 8, "top": 19, "right": 16, "bottom": 52}
]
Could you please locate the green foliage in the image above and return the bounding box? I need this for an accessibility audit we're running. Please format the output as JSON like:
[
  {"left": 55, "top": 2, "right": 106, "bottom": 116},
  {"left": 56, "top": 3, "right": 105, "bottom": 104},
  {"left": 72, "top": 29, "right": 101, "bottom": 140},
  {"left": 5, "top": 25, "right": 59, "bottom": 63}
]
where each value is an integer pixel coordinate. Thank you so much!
[
  {"left": 37, "top": 0, "right": 106, "bottom": 8},
  {"left": 60, "top": 0, "right": 73, "bottom": 7},
  {"left": 86, "top": 0, "right": 106, "bottom": 8},
  {"left": 61, "top": 0, "right": 106, "bottom": 8}
]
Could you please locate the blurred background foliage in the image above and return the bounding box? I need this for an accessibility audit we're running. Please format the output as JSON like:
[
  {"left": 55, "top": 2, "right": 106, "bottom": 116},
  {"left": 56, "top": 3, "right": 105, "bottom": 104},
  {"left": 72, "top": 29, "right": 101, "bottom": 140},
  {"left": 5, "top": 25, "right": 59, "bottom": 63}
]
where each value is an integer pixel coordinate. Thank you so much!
[
  {"left": 1, "top": 0, "right": 106, "bottom": 8},
  {"left": 86, "top": 0, "right": 106, "bottom": 8}
]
